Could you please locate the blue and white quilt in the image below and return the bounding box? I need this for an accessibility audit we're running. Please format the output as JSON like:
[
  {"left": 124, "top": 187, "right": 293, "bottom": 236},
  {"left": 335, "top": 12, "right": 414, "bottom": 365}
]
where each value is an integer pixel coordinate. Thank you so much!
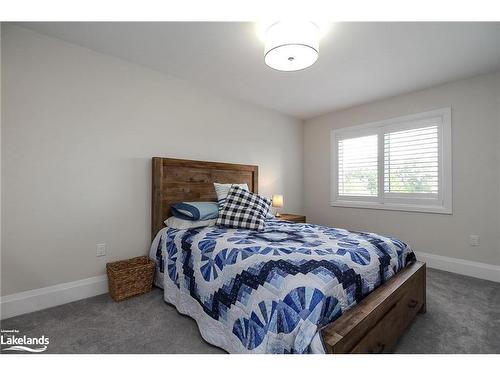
[{"left": 151, "top": 219, "right": 415, "bottom": 354}]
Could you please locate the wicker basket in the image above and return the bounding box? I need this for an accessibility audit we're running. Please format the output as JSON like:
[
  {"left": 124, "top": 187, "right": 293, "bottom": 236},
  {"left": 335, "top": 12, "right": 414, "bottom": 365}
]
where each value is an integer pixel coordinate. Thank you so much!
[{"left": 106, "top": 256, "right": 155, "bottom": 302}]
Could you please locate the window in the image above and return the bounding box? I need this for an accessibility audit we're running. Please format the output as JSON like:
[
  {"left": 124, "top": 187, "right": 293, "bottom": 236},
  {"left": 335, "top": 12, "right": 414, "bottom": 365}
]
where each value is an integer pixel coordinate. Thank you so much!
[
  {"left": 338, "top": 134, "right": 378, "bottom": 197},
  {"left": 331, "top": 108, "right": 452, "bottom": 213}
]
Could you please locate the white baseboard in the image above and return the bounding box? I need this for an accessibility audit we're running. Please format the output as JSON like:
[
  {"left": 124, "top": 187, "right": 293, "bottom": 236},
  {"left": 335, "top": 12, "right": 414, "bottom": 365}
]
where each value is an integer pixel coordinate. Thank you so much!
[
  {"left": 1, "top": 275, "right": 108, "bottom": 320},
  {"left": 416, "top": 251, "right": 500, "bottom": 283}
]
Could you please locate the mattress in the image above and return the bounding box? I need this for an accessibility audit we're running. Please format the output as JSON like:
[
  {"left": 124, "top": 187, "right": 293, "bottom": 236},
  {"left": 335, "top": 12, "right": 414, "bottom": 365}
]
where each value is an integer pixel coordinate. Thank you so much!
[{"left": 149, "top": 219, "right": 415, "bottom": 353}]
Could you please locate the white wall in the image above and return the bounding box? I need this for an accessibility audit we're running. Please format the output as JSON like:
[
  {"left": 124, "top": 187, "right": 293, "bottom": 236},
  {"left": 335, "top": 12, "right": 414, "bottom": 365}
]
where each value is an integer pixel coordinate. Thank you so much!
[
  {"left": 1, "top": 25, "right": 304, "bottom": 296},
  {"left": 304, "top": 72, "right": 500, "bottom": 267}
]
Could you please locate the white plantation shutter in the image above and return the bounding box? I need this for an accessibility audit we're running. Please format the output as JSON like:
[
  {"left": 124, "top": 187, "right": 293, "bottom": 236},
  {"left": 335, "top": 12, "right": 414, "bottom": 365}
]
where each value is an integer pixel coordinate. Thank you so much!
[
  {"left": 384, "top": 120, "right": 440, "bottom": 196},
  {"left": 331, "top": 108, "right": 452, "bottom": 213},
  {"left": 338, "top": 135, "right": 378, "bottom": 197}
]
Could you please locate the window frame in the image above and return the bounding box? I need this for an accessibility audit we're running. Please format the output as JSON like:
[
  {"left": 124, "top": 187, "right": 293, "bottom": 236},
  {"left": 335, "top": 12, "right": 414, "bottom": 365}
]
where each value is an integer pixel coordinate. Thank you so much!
[{"left": 331, "top": 108, "right": 452, "bottom": 214}]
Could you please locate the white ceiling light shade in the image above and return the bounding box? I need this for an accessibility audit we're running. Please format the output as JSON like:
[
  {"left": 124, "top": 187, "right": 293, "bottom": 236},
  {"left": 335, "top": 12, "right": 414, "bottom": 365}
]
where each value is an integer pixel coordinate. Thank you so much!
[{"left": 264, "top": 21, "right": 320, "bottom": 72}]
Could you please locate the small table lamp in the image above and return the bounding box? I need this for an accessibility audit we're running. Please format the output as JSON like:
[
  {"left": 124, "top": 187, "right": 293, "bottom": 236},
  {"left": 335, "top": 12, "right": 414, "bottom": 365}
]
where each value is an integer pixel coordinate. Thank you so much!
[{"left": 272, "top": 194, "right": 284, "bottom": 217}]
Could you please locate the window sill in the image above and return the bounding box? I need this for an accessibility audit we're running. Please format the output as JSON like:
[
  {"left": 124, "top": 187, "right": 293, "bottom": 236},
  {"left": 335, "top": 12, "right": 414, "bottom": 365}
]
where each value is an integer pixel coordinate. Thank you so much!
[{"left": 330, "top": 199, "right": 452, "bottom": 214}]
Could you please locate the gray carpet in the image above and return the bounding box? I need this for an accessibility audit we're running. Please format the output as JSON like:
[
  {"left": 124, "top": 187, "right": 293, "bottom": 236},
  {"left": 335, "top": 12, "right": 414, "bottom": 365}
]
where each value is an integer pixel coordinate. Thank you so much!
[{"left": 1, "top": 268, "right": 499, "bottom": 354}]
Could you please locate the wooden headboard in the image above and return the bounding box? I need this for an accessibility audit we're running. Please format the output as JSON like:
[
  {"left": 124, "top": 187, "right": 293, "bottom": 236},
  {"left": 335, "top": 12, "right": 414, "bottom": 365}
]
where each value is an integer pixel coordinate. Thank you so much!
[{"left": 151, "top": 157, "right": 258, "bottom": 239}]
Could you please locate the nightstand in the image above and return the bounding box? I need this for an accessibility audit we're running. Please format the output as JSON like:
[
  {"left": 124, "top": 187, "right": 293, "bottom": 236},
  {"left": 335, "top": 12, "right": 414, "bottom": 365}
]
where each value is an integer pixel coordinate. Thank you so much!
[{"left": 276, "top": 214, "right": 306, "bottom": 223}]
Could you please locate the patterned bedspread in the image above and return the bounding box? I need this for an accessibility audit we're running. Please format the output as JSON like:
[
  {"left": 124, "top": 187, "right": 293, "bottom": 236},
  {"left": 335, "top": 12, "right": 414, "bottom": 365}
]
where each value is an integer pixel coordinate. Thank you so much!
[{"left": 153, "top": 219, "right": 415, "bottom": 353}]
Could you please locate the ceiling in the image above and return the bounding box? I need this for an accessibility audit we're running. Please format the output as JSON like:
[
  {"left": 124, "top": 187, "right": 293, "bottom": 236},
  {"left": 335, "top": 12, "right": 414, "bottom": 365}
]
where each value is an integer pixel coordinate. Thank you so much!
[{"left": 18, "top": 22, "right": 500, "bottom": 119}]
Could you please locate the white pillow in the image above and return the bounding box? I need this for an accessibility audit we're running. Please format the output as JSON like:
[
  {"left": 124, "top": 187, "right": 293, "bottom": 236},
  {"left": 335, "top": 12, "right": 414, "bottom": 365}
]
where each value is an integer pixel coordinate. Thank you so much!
[
  {"left": 266, "top": 210, "right": 276, "bottom": 219},
  {"left": 213, "top": 182, "right": 249, "bottom": 210},
  {"left": 164, "top": 216, "right": 216, "bottom": 230}
]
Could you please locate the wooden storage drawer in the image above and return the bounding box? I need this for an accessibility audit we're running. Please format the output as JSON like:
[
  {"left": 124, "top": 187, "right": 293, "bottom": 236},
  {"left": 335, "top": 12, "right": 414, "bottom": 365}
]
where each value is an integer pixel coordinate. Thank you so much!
[
  {"left": 349, "top": 280, "right": 424, "bottom": 353},
  {"left": 321, "top": 261, "right": 426, "bottom": 354}
]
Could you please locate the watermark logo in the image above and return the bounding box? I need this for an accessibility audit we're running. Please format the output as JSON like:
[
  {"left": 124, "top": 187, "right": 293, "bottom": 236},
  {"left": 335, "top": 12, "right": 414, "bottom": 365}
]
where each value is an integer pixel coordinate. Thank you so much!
[{"left": 1, "top": 329, "right": 49, "bottom": 353}]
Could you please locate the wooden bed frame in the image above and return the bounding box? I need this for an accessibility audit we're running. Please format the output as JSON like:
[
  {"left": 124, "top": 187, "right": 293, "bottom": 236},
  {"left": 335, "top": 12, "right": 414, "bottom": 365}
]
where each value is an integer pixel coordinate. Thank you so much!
[{"left": 152, "top": 157, "right": 426, "bottom": 354}]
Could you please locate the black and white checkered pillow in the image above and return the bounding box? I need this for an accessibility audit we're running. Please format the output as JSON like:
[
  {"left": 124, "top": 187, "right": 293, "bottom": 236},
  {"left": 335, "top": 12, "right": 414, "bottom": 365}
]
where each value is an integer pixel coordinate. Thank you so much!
[{"left": 216, "top": 185, "right": 271, "bottom": 231}]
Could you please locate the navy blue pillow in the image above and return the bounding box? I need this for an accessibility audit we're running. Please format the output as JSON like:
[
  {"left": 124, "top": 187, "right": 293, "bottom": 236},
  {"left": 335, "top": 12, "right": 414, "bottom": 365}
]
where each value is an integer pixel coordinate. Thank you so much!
[{"left": 171, "top": 202, "right": 219, "bottom": 221}]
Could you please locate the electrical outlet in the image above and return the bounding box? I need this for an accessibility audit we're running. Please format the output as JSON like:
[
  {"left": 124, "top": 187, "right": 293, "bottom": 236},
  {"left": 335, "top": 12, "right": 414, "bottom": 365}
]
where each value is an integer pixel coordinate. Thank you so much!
[
  {"left": 469, "top": 235, "right": 480, "bottom": 247},
  {"left": 96, "top": 243, "right": 106, "bottom": 257}
]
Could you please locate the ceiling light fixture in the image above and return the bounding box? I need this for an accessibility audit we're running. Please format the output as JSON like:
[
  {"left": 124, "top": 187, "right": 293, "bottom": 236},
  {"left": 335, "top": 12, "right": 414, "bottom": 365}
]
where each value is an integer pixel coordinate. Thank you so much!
[{"left": 264, "top": 21, "right": 320, "bottom": 72}]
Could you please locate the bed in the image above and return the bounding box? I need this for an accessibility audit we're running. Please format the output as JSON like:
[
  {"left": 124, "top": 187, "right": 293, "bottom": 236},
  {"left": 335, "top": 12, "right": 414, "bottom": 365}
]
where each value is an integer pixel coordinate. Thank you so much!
[{"left": 150, "top": 157, "right": 426, "bottom": 354}]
